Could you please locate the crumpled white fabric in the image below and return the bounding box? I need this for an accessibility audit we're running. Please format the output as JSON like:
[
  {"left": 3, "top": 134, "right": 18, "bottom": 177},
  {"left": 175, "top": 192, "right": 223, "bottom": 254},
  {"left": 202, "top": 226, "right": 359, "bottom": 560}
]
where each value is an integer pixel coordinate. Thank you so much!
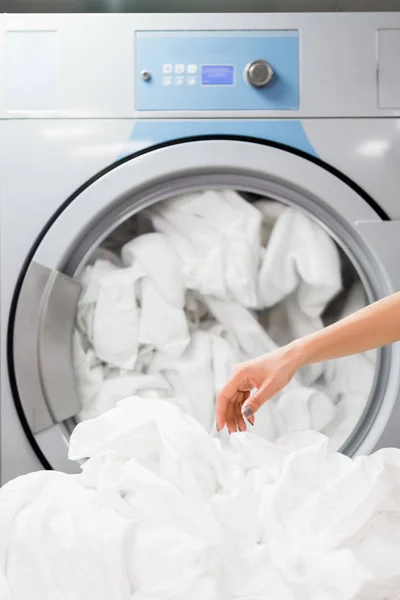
[
  {"left": 78, "top": 371, "right": 172, "bottom": 421},
  {"left": 76, "top": 258, "right": 119, "bottom": 343},
  {"left": 149, "top": 330, "right": 215, "bottom": 431},
  {"left": 205, "top": 295, "right": 277, "bottom": 359},
  {"left": 122, "top": 233, "right": 190, "bottom": 359},
  {"left": 1, "top": 398, "right": 400, "bottom": 600},
  {"left": 257, "top": 201, "right": 342, "bottom": 387},
  {"left": 92, "top": 265, "right": 141, "bottom": 369},
  {"left": 258, "top": 206, "right": 342, "bottom": 317},
  {"left": 145, "top": 189, "right": 262, "bottom": 307},
  {"left": 78, "top": 233, "right": 190, "bottom": 371},
  {"left": 74, "top": 191, "right": 376, "bottom": 450},
  {"left": 73, "top": 330, "right": 105, "bottom": 411}
]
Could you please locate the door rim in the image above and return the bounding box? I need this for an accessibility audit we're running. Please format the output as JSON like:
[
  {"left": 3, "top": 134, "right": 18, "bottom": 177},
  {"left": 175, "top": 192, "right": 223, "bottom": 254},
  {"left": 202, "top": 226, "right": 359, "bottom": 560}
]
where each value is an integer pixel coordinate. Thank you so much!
[{"left": 7, "top": 135, "right": 395, "bottom": 472}]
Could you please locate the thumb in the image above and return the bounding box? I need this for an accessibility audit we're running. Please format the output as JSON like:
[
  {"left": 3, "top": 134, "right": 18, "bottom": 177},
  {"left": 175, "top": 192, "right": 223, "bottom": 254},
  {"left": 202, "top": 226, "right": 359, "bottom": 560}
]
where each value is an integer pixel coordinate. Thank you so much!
[{"left": 241, "top": 384, "right": 270, "bottom": 419}]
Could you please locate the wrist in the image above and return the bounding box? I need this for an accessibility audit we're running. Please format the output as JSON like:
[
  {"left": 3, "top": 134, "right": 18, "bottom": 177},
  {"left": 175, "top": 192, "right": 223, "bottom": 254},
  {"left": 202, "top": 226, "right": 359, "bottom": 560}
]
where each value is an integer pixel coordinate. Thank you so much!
[{"left": 287, "top": 337, "right": 312, "bottom": 369}]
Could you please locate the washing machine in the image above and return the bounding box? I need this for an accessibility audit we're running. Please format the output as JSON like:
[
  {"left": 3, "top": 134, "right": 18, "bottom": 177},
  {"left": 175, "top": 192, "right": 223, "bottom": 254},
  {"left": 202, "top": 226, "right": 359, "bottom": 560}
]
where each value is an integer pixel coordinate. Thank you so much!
[{"left": 1, "top": 12, "right": 400, "bottom": 484}]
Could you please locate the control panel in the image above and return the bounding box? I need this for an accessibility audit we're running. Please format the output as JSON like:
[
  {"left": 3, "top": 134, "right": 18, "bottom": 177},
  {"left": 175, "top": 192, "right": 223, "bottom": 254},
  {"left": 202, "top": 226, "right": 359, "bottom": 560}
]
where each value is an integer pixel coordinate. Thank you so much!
[{"left": 135, "top": 31, "right": 299, "bottom": 111}]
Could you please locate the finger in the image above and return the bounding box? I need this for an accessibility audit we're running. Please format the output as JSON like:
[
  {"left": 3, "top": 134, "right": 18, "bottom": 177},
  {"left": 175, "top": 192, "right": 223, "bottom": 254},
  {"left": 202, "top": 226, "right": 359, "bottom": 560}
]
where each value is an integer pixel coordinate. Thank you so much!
[
  {"left": 216, "top": 388, "right": 237, "bottom": 432},
  {"left": 242, "top": 390, "right": 251, "bottom": 405},
  {"left": 226, "top": 417, "right": 238, "bottom": 434},
  {"left": 216, "top": 400, "right": 227, "bottom": 433},
  {"left": 237, "top": 415, "right": 247, "bottom": 432},
  {"left": 234, "top": 394, "right": 247, "bottom": 432},
  {"left": 241, "top": 391, "right": 254, "bottom": 426},
  {"left": 226, "top": 399, "right": 238, "bottom": 434},
  {"left": 217, "top": 368, "right": 249, "bottom": 403},
  {"left": 216, "top": 369, "right": 250, "bottom": 432},
  {"left": 241, "top": 382, "right": 271, "bottom": 419},
  {"left": 216, "top": 392, "right": 241, "bottom": 432}
]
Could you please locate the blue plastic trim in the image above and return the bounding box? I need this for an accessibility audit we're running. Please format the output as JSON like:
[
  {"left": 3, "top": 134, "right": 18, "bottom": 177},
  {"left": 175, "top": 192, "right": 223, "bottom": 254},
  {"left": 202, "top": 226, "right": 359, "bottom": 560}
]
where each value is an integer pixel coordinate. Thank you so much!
[{"left": 119, "top": 119, "right": 317, "bottom": 160}]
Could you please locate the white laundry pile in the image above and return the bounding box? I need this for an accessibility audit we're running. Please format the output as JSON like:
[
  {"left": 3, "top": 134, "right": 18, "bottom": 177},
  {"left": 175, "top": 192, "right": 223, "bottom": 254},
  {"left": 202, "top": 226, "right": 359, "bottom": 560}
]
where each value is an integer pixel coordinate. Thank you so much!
[
  {"left": 74, "top": 190, "right": 376, "bottom": 450},
  {"left": 1, "top": 398, "right": 400, "bottom": 600}
]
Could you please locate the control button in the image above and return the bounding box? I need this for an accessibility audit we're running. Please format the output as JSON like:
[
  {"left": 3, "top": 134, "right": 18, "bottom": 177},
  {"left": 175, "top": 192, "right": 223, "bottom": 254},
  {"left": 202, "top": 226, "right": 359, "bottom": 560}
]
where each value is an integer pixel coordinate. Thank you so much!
[
  {"left": 174, "top": 76, "right": 184, "bottom": 86},
  {"left": 187, "top": 64, "right": 197, "bottom": 74},
  {"left": 245, "top": 60, "right": 274, "bottom": 88},
  {"left": 162, "top": 64, "right": 173, "bottom": 74},
  {"left": 187, "top": 76, "right": 197, "bottom": 86},
  {"left": 162, "top": 76, "right": 172, "bottom": 86},
  {"left": 175, "top": 64, "right": 185, "bottom": 74},
  {"left": 140, "top": 70, "right": 151, "bottom": 81}
]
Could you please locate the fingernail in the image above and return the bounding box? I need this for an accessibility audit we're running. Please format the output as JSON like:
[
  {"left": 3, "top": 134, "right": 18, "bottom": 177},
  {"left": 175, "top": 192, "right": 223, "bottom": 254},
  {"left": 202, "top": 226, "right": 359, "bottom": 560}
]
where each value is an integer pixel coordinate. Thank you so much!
[
  {"left": 242, "top": 407, "right": 253, "bottom": 419},
  {"left": 246, "top": 418, "right": 254, "bottom": 426}
]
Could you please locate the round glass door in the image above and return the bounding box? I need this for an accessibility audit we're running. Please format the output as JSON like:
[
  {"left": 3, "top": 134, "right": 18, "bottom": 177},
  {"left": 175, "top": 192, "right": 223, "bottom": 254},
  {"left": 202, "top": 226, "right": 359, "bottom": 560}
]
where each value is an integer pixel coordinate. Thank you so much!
[
  {"left": 70, "top": 185, "right": 377, "bottom": 453},
  {"left": 10, "top": 139, "right": 398, "bottom": 471}
]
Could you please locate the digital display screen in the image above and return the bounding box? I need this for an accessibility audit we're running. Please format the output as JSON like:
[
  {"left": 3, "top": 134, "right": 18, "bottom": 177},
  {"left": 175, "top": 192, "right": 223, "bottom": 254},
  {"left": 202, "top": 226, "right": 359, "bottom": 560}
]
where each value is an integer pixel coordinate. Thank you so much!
[{"left": 201, "top": 65, "right": 235, "bottom": 85}]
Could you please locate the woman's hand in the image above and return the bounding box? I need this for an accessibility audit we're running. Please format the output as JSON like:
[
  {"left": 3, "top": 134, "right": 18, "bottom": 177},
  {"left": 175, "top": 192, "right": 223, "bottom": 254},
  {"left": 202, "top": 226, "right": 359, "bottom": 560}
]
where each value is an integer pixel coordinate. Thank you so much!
[
  {"left": 216, "top": 343, "right": 303, "bottom": 433},
  {"left": 216, "top": 292, "right": 400, "bottom": 434}
]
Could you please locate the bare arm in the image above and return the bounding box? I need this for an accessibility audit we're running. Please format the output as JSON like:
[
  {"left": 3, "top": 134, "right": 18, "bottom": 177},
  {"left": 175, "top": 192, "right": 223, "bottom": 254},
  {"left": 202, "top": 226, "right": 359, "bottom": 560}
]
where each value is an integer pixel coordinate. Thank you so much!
[
  {"left": 295, "top": 291, "right": 400, "bottom": 367},
  {"left": 216, "top": 292, "right": 400, "bottom": 429}
]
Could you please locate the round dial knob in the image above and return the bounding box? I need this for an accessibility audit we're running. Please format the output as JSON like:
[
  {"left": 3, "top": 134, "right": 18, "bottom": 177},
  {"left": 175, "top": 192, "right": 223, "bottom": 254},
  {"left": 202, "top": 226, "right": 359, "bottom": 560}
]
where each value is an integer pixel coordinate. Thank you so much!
[
  {"left": 245, "top": 60, "right": 274, "bottom": 88},
  {"left": 141, "top": 69, "right": 151, "bottom": 81}
]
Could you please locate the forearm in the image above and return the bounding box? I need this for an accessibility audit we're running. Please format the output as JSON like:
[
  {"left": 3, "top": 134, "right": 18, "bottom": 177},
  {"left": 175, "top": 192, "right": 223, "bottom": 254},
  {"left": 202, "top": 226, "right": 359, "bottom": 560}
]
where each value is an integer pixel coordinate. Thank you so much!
[{"left": 294, "top": 291, "right": 400, "bottom": 366}]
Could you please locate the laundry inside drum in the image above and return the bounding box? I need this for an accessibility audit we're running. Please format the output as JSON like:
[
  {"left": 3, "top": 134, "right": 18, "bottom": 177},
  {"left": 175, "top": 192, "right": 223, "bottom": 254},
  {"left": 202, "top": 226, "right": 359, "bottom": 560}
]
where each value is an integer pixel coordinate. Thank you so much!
[{"left": 72, "top": 188, "right": 377, "bottom": 452}]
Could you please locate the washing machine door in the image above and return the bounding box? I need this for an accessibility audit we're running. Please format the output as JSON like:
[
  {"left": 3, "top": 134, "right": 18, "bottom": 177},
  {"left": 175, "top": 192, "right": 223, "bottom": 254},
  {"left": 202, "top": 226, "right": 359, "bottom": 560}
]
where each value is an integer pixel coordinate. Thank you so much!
[{"left": 9, "top": 138, "right": 400, "bottom": 473}]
